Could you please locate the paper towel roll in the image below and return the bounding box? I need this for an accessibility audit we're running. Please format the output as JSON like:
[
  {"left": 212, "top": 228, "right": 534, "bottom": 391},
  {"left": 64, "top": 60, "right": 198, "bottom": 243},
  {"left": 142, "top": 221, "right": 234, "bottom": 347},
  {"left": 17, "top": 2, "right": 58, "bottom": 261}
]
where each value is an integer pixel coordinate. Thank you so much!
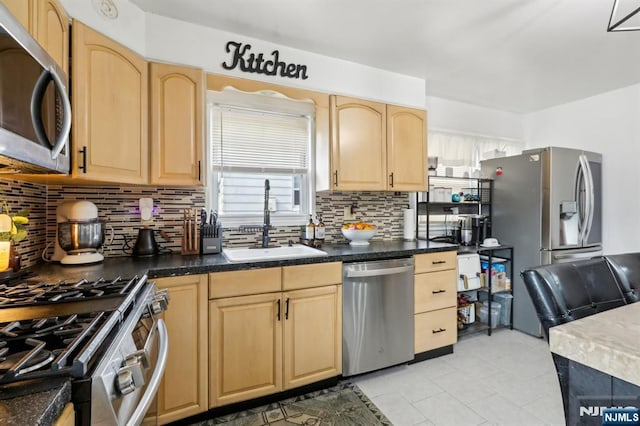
[{"left": 403, "top": 209, "right": 416, "bottom": 241}]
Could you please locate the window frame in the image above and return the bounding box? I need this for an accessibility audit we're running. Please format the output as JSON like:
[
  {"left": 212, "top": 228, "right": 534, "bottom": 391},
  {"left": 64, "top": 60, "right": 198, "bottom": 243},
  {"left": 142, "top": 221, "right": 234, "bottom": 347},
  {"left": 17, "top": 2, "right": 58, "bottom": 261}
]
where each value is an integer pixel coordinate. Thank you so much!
[{"left": 206, "top": 89, "right": 316, "bottom": 227}]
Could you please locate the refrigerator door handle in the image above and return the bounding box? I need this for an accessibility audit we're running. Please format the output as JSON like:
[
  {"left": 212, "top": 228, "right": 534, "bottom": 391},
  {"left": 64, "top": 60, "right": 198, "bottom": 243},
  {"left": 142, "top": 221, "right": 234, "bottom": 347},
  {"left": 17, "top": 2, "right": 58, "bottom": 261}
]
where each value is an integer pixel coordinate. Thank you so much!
[
  {"left": 578, "top": 155, "right": 593, "bottom": 245},
  {"left": 575, "top": 156, "right": 587, "bottom": 245},
  {"left": 582, "top": 156, "right": 595, "bottom": 245}
]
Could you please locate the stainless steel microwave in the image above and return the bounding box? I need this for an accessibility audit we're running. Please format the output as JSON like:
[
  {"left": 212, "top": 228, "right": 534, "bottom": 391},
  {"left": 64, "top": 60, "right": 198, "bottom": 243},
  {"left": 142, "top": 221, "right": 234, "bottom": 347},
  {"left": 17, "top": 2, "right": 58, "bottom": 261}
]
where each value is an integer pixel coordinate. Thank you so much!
[{"left": 0, "top": 4, "right": 71, "bottom": 174}]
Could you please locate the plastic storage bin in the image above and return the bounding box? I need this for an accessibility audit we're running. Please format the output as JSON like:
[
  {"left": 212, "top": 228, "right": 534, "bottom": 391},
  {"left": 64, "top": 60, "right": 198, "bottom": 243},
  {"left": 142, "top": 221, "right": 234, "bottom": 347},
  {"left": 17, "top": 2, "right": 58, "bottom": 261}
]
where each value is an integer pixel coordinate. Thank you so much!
[
  {"left": 478, "top": 302, "right": 500, "bottom": 328},
  {"left": 492, "top": 293, "right": 513, "bottom": 326}
]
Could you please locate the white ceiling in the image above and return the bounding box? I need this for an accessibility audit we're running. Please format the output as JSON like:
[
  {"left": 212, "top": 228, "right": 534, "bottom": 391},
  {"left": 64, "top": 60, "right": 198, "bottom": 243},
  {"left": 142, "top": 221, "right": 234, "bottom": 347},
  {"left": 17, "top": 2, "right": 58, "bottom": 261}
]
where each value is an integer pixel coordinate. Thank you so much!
[{"left": 130, "top": 0, "right": 640, "bottom": 113}]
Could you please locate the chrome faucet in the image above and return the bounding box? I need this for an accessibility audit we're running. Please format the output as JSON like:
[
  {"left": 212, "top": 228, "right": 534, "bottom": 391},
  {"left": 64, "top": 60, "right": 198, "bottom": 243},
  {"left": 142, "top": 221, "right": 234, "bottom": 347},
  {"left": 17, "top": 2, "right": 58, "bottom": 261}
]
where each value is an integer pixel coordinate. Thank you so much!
[{"left": 262, "top": 179, "right": 272, "bottom": 248}]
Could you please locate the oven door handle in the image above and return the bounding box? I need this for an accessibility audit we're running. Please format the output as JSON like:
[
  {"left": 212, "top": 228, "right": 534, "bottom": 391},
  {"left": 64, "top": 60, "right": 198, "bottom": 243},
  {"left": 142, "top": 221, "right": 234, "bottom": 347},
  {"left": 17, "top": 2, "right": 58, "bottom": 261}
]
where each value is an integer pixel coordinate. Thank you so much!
[{"left": 126, "top": 318, "right": 169, "bottom": 426}]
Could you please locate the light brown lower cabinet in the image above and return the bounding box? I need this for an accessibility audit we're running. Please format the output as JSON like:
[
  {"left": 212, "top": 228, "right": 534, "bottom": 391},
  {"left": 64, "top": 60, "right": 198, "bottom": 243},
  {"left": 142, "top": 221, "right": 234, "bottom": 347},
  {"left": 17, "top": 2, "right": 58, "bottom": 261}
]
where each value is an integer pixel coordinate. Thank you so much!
[
  {"left": 209, "top": 262, "right": 342, "bottom": 408},
  {"left": 413, "top": 252, "right": 458, "bottom": 354},
  {"left": 283, "top": 285, "right": 342, "bottom": 390},
  {"left": 53, "top": 403, "right": 74, "bottom": 426},
  {"left": 414, "top": 307, "right": 457, "bottom": 353},
  {"left": 209, "top": 283, "right": 342, "bottom": 408},
  {"left": 209, "top": 292, "right": 283, "bottom": 407},
  {"left": 144, "top": 274, "right": 208, "bottom": 425}
]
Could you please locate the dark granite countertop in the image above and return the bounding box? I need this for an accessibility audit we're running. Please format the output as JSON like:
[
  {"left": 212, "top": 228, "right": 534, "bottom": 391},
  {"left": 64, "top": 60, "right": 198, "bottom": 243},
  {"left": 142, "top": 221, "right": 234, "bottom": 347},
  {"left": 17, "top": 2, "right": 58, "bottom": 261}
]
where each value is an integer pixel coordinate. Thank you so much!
[
  {"left": 0, "top": 379, "right": 71, "bottom": 426},
  {"left": 28, "top": 240, "right": 457, "bottom": 282},
  {"left": 1, "top": 239, "right": 456, "bottom": 424}
]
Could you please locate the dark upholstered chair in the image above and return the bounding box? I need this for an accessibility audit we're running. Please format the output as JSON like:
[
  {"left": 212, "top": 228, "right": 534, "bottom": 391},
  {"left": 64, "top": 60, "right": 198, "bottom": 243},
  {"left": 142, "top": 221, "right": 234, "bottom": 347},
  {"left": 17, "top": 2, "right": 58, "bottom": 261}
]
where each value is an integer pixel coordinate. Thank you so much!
[
  {"left": 520, "top": 257, "right": 628, "bottom": 420},
  {"left": 602, "top": 252, "right": 640, "bottom": 303},
  {"left": 520, "top": 257, "right": 627, "bottom": 341}
]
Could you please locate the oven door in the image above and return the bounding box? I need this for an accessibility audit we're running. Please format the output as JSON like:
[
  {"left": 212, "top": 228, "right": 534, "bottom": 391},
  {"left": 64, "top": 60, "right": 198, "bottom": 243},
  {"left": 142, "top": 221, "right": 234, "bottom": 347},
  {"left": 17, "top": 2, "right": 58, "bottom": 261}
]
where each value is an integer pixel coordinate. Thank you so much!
[{"left": 90, "top": 304, "right": 168, "bottom": 426}]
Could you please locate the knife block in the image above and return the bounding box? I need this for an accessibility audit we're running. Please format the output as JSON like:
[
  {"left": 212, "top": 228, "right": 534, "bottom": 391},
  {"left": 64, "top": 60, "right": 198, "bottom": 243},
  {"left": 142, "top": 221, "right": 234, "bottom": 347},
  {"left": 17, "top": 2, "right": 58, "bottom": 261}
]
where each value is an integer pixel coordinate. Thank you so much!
[{"left": 201, "top": 237, "right": 222, "bottom": 255}]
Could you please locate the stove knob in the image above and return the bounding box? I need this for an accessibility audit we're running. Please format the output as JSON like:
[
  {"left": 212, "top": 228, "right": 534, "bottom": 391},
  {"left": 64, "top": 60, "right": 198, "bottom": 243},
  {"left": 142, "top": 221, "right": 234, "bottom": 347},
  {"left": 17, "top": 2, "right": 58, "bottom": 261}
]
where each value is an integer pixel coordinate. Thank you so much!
[
  {"left": 151, "top": 289, "right": 170, "bottom": 314},
  {"left": 116, "top": 369, "right": 136, "bottom": 395}
]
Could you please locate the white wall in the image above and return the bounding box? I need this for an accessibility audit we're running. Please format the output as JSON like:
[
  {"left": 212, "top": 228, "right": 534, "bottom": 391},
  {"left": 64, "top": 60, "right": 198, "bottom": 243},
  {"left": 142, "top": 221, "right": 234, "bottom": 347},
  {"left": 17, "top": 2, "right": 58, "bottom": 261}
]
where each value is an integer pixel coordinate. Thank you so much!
[
  {"left": 525, "top": 83, "right": 640, "bottom": 254},
  {"left": 425, "top": 96, "right": 525, "bottom": 141},
  {"left": 59, "top": 0, "right": 147, "bottom": 53},
  {"left": 58, "top": 1, "right": 425, "bottom": 108},
  {"left": 144, "top": 15, "right": 425, "bottom": 107}
]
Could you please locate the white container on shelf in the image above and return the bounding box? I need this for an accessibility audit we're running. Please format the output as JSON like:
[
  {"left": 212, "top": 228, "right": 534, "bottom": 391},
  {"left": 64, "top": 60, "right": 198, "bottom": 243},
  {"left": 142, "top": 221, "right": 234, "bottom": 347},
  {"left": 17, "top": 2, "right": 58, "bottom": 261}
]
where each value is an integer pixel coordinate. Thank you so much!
[
  {"left": 457, "top": 253, "right": 482, "bottom": 291},
  {"left": 433, "top": 187, "right": 445, "bottom": 202}
]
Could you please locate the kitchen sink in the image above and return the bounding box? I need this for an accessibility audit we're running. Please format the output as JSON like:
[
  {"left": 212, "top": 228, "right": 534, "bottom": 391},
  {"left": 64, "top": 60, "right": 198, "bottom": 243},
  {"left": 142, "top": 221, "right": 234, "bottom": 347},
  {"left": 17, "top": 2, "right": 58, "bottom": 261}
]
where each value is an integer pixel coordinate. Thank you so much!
[{"left": 222, "top": 244, "right": 328, "bottom": 263}]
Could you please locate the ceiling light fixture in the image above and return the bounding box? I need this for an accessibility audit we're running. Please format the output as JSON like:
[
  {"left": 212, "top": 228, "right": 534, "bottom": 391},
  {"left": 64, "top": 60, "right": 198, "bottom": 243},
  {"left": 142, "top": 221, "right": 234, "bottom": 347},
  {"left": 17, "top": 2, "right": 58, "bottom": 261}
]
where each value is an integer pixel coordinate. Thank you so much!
[{"left": 608, "top": 0, "right": 640, "bottom": 32}]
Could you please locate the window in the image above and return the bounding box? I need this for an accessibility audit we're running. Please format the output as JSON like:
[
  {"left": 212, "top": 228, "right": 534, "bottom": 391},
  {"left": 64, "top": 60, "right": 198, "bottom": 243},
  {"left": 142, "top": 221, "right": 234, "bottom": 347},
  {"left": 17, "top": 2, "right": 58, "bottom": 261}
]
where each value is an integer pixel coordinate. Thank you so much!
[
  {"left": 428, "top": 131, "right": 524, "bottom": 177},
  {"left": 207, "top": 89, "right": 315, "bottom": 226}
]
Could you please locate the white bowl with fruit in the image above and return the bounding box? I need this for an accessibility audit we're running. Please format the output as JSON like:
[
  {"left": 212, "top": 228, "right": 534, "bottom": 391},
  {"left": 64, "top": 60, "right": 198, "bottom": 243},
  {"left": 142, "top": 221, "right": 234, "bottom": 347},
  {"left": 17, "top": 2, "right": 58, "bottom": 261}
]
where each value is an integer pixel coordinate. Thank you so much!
[{"left": 341, "top": 222, "right": 378, "bottom": 246}]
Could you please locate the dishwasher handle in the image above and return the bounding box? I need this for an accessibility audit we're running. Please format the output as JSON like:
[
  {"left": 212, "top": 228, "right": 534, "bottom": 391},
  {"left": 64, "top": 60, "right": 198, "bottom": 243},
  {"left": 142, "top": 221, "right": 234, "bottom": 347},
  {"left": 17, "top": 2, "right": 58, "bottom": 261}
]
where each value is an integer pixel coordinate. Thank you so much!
[{"left": 345, "top": 265, "right": 414, "bottom": 278}]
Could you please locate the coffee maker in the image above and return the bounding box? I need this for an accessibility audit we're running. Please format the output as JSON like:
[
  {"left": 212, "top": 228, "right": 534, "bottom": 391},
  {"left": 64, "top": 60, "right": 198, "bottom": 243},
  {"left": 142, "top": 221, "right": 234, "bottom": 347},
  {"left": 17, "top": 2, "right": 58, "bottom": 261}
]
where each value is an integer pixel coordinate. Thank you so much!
[
  {"left": 459, "top": 215, "right": 490, "bottom": 246},
  {"left": 471, "top": 215, "right": 490, "bottom": 246}
]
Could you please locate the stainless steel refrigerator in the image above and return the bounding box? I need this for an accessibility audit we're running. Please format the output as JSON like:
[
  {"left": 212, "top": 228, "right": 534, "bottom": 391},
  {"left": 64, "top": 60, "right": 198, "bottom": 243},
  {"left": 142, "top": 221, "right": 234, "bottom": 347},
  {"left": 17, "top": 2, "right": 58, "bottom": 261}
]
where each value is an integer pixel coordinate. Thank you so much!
[{"left": 481, "top": 147, "right": 602, "bottom": 336}]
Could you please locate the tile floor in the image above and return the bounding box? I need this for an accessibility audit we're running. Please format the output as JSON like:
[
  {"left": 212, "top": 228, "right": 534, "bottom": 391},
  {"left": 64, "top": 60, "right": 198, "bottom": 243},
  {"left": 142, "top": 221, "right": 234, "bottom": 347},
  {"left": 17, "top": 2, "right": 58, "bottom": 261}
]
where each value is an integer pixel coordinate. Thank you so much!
[{"left": 352, "top": 329, "right": 565, "bottom": 426}]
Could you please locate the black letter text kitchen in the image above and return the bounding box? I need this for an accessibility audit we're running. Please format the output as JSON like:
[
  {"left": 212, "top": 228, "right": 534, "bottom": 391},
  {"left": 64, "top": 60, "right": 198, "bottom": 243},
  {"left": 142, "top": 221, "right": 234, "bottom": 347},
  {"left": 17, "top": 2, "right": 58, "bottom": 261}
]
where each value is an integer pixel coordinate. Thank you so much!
[{"left": 222, "top": 41, "right": 309, "bottom": 80}]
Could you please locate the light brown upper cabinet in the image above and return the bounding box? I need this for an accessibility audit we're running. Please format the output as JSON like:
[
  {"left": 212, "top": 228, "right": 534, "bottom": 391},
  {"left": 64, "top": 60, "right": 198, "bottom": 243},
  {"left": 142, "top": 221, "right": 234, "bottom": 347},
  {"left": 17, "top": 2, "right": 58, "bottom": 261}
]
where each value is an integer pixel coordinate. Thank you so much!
[
  {"left": 1, "top": 0, "right": 37, "bottom": 37},
  {"left": 72, "top": 21, "right": 148, "bottom": 184},
  {"left": 1, "top": 0, "right": 68, "bottom": 75},
  {"left": 328, "top": 95, "right": 427, "bottom": 191},
  {"left": 149, "top": 62, "right": 204, "bottom": 186},
  {"left": 330, "top": 95, "right": 387, "bottom": 191},
  {"left": 387, "top": 105, "right": 428, "bottom": 191}
]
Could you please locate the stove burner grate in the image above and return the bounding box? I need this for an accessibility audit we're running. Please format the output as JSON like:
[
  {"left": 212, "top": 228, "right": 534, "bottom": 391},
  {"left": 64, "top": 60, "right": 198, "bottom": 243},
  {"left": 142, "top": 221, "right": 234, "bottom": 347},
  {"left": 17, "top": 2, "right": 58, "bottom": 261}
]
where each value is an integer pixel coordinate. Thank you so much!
[
  {"left": 0, "top": 276, "right": 140, "bottom": 308},
  {"left": 0, "top": 311, "right": 112, "bottom": 384}
]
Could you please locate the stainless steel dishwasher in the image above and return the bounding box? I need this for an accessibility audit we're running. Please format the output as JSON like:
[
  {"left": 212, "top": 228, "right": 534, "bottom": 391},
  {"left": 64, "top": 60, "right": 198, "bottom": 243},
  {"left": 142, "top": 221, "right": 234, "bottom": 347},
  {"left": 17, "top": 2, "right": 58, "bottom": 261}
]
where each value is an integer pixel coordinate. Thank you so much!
[{"left": 342, "top": 257, "right": 414, "bottom": 376}]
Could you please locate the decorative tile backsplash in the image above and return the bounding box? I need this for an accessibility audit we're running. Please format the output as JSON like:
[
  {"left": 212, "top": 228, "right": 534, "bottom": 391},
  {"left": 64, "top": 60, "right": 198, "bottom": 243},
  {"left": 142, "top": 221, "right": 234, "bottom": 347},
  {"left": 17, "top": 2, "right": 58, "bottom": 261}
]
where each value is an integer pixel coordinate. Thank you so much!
[
  {"left": 0, "top": 179, "right": 47, "bottom": 269},
  {"left": 2, "top": 178, "right": 412, "bottom": 266},
  {"left": 46, "top": 185, "right": 206, "bottom": 258},
  {"left": 214, "top": 191, "right": 411, "bottom": 247}
]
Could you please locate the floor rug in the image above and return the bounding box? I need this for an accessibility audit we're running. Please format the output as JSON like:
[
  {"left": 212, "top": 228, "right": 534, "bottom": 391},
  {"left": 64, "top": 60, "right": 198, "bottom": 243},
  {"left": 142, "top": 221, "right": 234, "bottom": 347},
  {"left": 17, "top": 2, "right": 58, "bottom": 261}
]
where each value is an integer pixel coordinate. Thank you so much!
[{"left": 192, "top": 382, "right": 392, "bottom": 425}]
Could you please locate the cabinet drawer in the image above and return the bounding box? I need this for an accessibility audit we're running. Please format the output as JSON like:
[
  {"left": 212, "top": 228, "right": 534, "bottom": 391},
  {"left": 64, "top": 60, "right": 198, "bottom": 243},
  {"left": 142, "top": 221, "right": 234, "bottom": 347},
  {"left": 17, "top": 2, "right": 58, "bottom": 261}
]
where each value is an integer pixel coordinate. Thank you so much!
[
  {"left": 209, "top": 268, "right": 281, "bottom": 299},
  {"left": 414, "top": 307, "right": 457, "bottom": 353},
  {"left": 414, "top": 270, "right": 457, "bottom": 313},
  {"left": 282, "top": 262, "right": 342, "bottom": 290},
  {"left": 414, "top": 251, "right": 457, "bottom": 274}
]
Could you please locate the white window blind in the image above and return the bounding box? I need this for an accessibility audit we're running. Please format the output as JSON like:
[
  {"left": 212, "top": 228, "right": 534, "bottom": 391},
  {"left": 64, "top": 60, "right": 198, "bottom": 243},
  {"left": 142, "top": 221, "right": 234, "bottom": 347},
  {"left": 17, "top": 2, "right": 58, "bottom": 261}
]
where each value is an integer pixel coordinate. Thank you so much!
[
  {"left": 207, "top": 90, "right": 314, "bottom": 225},
  {"left": 210, "top": 107, "right": 309, "bottom": 172}
]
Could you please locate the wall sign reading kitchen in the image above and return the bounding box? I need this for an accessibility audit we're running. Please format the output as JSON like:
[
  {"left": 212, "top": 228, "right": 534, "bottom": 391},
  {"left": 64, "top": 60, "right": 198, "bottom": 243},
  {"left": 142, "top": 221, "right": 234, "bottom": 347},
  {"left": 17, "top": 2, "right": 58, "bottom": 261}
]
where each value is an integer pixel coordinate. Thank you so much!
[{"left": 222, "top": 41, "right": 309, "bottom": 80}]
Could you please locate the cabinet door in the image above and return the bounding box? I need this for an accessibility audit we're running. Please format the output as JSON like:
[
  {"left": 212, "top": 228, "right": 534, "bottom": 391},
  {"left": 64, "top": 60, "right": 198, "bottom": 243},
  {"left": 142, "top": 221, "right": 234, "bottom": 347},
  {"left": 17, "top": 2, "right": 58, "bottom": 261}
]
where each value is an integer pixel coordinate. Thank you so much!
[
  {"left": 387, "top": 105, "right": 427, "bottom": 191},
  {"left": 0, "top": 0, "right": 36, "bottom": 32},
  {"left": 72, "top": 21, "right": 148, "bottom": 184},
  {"left": 34, "top": 0, "right": 68, "bottom": 75},
  {"left": 145, "top": 275, "right": 208, "bottom": 424},
  {"left": 283, "top": 285, "right": 341, "bottom": 390},
  {"left": 149, "top": 62, "right": 204, "bottom": 186},
  {"left": 330, "top": 95, "right": 386, "bottom": 191},
  {"left": 209, "top": 293, "right": 283, "bottom": 407}
]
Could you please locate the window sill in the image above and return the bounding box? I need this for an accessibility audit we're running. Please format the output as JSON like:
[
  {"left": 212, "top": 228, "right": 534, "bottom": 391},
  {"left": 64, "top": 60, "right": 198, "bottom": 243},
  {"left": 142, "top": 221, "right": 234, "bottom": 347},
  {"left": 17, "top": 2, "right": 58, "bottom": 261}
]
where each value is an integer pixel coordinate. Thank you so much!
[{"left": 219, "top": 215, "right": 307, "bottom": 228}]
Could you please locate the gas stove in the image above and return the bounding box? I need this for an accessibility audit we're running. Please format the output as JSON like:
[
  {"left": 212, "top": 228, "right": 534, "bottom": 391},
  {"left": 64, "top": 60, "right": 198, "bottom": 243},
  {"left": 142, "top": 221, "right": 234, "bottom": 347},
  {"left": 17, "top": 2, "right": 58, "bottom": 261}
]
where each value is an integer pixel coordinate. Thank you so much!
[{"left": 0, "top": 274, "right": 169, "bottom": 425}]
